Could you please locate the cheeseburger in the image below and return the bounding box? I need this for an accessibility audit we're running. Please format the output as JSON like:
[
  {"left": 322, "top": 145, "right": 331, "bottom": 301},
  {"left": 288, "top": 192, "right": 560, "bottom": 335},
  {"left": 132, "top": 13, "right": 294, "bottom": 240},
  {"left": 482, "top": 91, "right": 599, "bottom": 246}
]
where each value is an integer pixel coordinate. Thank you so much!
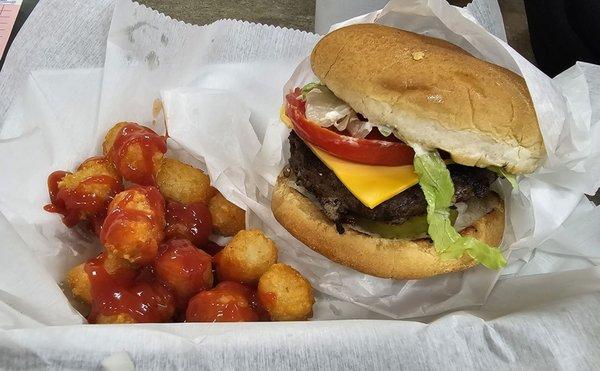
[{"left": 273, "top": 24, "right": 544, "bottom": 279}]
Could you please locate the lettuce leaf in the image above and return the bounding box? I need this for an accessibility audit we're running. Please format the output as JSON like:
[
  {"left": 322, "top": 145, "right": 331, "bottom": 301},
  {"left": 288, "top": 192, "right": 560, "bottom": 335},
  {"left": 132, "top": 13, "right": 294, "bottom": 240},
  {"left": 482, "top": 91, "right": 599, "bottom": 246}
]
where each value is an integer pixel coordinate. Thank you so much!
[
  {"left": 489, "top": 166, "right": 518, "bottom": 189},
  {"left": 413, "top": 150, "right": 507, "bottom": 269},
  {"left": 301, "top": 82, "right": 321, "bottom": 98}
]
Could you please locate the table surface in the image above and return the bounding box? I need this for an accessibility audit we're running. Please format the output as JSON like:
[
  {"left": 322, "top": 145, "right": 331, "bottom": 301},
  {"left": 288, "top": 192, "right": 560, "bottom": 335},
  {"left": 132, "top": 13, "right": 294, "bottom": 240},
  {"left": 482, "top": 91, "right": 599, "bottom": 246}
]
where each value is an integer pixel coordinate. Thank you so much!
[{"left": 140, "top": 0, "right": 315, "bottom": 35}]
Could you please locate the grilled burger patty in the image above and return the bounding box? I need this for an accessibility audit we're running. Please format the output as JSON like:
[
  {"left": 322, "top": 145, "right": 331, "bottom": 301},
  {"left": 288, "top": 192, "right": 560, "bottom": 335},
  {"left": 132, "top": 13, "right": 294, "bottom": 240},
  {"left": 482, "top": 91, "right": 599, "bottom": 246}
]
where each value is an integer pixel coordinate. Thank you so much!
[{"left": 288, "top": 131, "right": 497, "bottom": 226}]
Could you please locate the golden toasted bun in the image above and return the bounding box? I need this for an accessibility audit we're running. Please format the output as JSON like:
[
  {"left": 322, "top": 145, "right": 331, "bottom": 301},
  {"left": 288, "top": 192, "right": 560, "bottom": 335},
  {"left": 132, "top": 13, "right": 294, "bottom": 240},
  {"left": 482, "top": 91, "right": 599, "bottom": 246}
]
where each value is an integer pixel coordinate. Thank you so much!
[
  {"left": 311, "top": 24, "right": 544, "bottom": 174},
  {"left": 271, "top": 176, "right": 505, "bottom": 280}
]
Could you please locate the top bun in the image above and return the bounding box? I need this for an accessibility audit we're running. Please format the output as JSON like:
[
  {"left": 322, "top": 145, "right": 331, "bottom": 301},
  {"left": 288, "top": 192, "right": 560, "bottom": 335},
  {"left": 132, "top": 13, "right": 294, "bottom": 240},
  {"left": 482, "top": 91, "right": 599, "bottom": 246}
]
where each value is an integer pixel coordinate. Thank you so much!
[{"left": 311, "top": 24, "right": 544, "bottom": 174}]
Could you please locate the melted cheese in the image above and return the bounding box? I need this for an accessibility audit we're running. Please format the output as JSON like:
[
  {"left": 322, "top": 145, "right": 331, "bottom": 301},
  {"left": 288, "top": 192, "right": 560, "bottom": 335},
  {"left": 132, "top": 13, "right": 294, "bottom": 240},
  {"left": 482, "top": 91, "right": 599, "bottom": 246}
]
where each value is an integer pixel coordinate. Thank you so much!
[
  {"left": 280, "top": 105, "right": 293, "bottom": 128},
  {"left": 308, "top": 145, "right": 418, "bottom": 209},
  {"left": 280, "top": 106, "right": 418, "bottom": 209}
]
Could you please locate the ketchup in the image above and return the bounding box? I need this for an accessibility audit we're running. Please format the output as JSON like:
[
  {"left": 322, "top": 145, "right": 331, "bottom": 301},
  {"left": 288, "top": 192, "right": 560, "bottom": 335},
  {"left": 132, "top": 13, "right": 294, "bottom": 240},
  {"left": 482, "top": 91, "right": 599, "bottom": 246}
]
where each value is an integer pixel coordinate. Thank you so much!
[
  {"left": 85, "top": 254, "right": 174, "bottom": 323},
  {"left": 100, "top": 186, "right": 165, "bottom": 264},
  {"left": 165, "top": 201, "right": 212, "bottom": 247},
  {"left": 186, "top": 281, "right": 260, "bottom": 322},
  {"left": 153, "top": 239, "right": 213, "bottom": 310},
  {"left": 107, "top": 123, "right": 167, "bottom": 186},
  {"left": 44, "top": 171, "right": 69, "bottom": 214},
  {"left": 91, "top": 214, "right": 106, "bottom": 236},
  {"left": 44, "top": 164, "right": 122, "bottom": 228},
  {"left": 257, "top": 291, "right": 277, "bottom": 310},
  {"left": 252, "top": 290, "right": 271, "bottom": 321}
]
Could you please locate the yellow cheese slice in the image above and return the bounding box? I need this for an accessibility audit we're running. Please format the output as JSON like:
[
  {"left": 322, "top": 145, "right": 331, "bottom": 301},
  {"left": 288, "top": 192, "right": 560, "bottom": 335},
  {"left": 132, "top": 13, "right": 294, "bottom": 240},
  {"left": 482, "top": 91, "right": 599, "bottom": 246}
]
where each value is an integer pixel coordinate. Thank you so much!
[
  {"left": 280, "top": 105, "right": 418, "bottom": 209},
  {"left": 280, "top": 105, "right": 293, "bottom": 128},
  {"left": 308, "top": 144, "right": 419, "bottom": 209}
]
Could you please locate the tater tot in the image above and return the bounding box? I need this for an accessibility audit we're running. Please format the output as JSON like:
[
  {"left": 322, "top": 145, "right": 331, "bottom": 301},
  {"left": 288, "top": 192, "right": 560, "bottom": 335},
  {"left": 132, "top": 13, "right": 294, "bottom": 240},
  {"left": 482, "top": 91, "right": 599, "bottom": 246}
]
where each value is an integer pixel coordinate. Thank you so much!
[
  {"left": 208, "top": 192, "right": 245, "bottom": 236},
  {"left": 154, "top": 239, "right": 213, "bottom": 309},
  {"left": 102, "top": 122, "right": 167, "bottom": 186},
  {"left": 45, "top": 156, "right": 122, "bottom": 228},
  {"left": 207, "top": 186, "right": 219, "bottom": 199},
  {"left": 186, "top": 281, "right": 259, "bottom": 322},
  {"left": 102, "top": 122, "right": 126, "bottom": 153},
  {"left": 66, "top": 252, "right": 136, "bottom": 305},
  {"left": 156, "top": 158, "right": 212, "bottom": 204},
  {"left": 66, "top": 263, "right": 93, "bottom": 304},
  {"left": 101, "top": 186, "right": 166, "bottom": 265},
  {"left": 165, "top": 200, "right": 213, "bottom": 247},
  {"left": 257, "top": 263, "right": 314, "bottom": 321},
  {"left": 89, "top": 282, "right": 175, "bottom": 324},
  {"left": 214, "top": 229, "right": 277, "bottom": 284}
]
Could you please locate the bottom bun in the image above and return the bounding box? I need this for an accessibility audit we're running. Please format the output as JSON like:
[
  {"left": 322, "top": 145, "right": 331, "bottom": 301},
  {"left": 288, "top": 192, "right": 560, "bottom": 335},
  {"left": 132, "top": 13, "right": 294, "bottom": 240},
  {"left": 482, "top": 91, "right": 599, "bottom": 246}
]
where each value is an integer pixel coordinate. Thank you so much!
[{"left": 271, "top": 176, "right": 505, "bottom": 280}]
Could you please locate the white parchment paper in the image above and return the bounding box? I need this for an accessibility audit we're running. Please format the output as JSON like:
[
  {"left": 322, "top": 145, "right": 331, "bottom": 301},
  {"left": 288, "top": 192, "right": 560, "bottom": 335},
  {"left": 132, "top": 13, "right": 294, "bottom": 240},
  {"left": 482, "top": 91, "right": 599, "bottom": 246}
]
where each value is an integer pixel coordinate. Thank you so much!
[{"left": 1, "top": 0, "right": 600, "bottom": 368}]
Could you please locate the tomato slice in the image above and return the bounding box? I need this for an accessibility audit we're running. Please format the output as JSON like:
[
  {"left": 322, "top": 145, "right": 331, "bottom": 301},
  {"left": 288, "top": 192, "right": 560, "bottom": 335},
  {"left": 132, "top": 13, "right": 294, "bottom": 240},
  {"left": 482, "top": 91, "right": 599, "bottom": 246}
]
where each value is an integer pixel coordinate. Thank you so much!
[{"left": 285, "top": 89, "right": 415, "bottom": 166}]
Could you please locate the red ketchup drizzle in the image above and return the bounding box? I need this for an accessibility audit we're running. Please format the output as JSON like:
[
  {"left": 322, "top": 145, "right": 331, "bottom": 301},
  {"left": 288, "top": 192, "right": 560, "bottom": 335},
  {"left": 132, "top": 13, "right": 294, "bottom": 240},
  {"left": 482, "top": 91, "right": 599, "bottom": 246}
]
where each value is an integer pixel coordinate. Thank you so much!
[
  {"left": 100, "top": 186, "right": 166, "bottom": 250},
  {"left": 138, "top": 263, "right": 188, "bottom": 322},
  {"left": 257, "top": 291, "right": 277, "bottom": 310},
  {"left": 252, "top": 290, "right": 271, "bottom": 321},
  {"left": 83, "top": 254, "right": 133, "bottom": 323},
  {"left": 165, "top": 201, "right": 213, "bottom": 247},
  {"left": 91, "top": 215, "right": 106, "bottom": 237},
  {"left": 186, "top": 281, "right": 260, "bottom": 322},
  {"left": 85, "top": 254, "right": 174, "bottom": 323},
  {"left": 108, "top": 123, "right": 167, "bottom": 186},
  {"left": 44, "top": 170, "right": 122, "bottom": 228},
  {"left": 44, "top": 171, "right": 69, "bottom": 214},
  {"left": 153, "top": 239, "right": 214, "bottom": 310}
]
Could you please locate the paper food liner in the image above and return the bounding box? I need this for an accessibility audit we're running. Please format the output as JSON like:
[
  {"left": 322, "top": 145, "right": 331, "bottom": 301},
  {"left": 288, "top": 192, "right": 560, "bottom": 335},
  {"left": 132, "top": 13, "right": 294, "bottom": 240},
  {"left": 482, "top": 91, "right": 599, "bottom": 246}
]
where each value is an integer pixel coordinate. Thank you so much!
[{"left": 1, "top": 0, "right": 600, "bottom": 329}]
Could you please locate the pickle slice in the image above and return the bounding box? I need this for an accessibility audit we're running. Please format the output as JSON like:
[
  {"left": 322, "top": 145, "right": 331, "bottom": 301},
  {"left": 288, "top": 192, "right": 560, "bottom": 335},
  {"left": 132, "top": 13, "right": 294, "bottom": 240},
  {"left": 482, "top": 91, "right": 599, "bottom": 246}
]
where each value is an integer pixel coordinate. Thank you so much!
[{"left": 357, "top": 209, "right": 458, "bottom": 239}]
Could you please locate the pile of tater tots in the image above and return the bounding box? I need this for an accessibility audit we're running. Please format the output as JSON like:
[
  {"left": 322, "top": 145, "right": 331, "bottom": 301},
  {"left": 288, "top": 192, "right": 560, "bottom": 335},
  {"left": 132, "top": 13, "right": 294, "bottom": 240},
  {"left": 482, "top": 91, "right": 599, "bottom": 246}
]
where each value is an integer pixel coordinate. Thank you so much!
[{"left": 45, "top": 122, "right": 314, "bottom": 324}]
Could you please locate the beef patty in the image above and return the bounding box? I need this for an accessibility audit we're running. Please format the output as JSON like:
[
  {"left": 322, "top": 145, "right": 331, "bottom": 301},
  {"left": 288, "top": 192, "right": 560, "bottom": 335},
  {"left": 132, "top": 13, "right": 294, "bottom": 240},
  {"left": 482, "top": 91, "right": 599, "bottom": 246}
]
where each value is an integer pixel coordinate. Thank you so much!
[{"left": 287, "top": 131, "right": 496, "bottom": 226}]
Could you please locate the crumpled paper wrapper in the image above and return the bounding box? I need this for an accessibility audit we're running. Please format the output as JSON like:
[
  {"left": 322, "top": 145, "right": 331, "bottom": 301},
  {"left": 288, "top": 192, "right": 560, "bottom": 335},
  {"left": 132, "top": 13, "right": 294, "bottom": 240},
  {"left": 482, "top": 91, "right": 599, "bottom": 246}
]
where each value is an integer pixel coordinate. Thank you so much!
[{"left": 1, "top": 1, "right": 600, "bottom": 366}]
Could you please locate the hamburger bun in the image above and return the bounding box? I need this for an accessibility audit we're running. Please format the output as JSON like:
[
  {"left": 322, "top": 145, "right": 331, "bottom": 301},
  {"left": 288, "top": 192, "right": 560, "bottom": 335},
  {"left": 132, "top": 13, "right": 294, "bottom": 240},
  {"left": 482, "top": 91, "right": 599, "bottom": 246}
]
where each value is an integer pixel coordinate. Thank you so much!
[
  {"left": 271, "top": 176, "right": 505, "bottom": 280},
  {"left": 311, "top": 24, "right": 544, "bottom": 174}
]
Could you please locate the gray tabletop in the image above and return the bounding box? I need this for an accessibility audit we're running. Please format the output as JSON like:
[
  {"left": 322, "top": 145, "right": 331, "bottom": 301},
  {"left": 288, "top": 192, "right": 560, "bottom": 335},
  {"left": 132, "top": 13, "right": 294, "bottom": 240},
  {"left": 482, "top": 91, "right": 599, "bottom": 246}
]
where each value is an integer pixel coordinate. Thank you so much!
[{"left": 140, "top": 0, "right": 315, "bottom": 31}]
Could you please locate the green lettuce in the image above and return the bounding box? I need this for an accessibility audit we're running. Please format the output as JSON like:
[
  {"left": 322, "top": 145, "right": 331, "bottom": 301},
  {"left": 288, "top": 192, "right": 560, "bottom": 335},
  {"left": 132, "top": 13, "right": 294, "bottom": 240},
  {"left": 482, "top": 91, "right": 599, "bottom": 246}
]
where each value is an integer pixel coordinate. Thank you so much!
[
  {"left": 413, "top": 150, "right": 507, "bottom": 269},
  {"left": 301, "top": 82, "right": 321, "bottom": 98},
  {"left": 489, "top": 166, "right": 519, "bottom": 189}
]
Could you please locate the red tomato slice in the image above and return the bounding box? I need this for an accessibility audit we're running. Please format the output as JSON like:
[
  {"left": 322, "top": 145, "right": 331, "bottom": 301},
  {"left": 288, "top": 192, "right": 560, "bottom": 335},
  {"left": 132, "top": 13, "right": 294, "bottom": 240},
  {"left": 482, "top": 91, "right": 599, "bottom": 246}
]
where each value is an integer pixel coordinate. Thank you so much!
[{"left": 285, "top": 89, "right": 414, "bottom": 166}]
